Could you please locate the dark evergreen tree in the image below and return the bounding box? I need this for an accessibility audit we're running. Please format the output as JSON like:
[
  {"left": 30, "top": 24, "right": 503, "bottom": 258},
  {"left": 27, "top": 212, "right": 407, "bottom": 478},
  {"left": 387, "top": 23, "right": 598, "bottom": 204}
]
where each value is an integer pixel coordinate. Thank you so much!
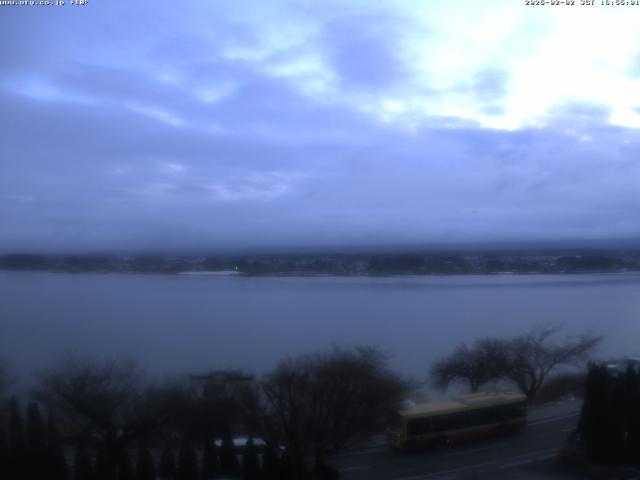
[
  {"left": 74, "top": 444, "right": 94, "bottom": 480},
  {"left": 45, "top": 411, "right": 70, "bottom": 480},
  {"left": 178, "top": 437, "right": 199, "bottom": 480},
  {"left": 260, "top": 444, "right": 279, "bottom": 480},
  {"left": 579, "top": 364, "right": 608, "bottom": 463},
  {"left": 9, "top": 398, "right": 26, "bottom": 452},
  {"left": 27, "top": 402, "right": 46, "bottom": 451},
  {"left": 8, "top": 397, "right": 27, "bottom": 479},
  {"left": 609, "top": 367, "right": 630, "bottom": 464},
  {"left": 277, "top": 452, "right": 295, "bottom": 480},
  {"left": 242, "top": 437, "right": 260, "bottom": 480},
  {"left": 579, "top": 362, "right": 640, "bottom": 466},
  {"left": 219, "top": 426, "right": 240, "bottom": 475},
  {"left": 158, "top": 445, "right": 177, "bottom": 480},
  {"left": 201, "top": 440, "right": 218, "bottom": 480},
  {"left": 27, "top": 402, "right": 47, "bottom": 479},
  {"left": 0, "top": 425, "right": 9, "bottom": 480},
  {"left": 117, "top": 449, "right": 135, "bottom": 480},
  {"left": 95, "top": 447, "right": 116, "bottom": 480},
  {"left": 625, "top": 368, "right": 640, "bottom": 465},
  {"left": 136, "top": 437, "right": 156, "bottom": 480}
]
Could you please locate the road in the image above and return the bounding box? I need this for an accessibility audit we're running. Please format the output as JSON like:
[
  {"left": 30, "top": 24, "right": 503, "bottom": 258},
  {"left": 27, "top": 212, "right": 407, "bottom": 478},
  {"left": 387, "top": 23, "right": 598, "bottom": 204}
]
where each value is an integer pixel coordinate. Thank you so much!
[{"left": 331, "top": 400, "right": 583, "bottom": 480}]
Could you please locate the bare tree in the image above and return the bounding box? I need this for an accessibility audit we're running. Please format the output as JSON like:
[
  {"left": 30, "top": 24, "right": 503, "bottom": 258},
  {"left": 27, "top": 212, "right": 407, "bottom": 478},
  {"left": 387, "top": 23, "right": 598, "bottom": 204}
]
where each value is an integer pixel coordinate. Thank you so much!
[
  {"left": 238, "top": 346, "right": 409, "bottom": 478},
  {"left": 430, "top": 326, "right": 602, "bottom": 400},
  {"left": 146, "top": 371, "right": 250, "bottom": 444},
  {"left": 33, "top": 355, "right": 160, "bottom": 471},
  {"left": 143, "top": 378, "right": 201, "bottom": 441},
  {"left": 505, "top": 325, "right": 602, "bottom": 400},
  {"left": 430, "top": 338, "right": 510, "bottom": 393}
]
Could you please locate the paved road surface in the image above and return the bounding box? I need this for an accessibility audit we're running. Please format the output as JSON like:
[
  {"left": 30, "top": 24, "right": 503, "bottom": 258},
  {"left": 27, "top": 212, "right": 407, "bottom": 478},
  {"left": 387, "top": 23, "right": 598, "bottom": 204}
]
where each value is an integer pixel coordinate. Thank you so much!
[{"left": 331, "top": 400, "right": 583, "bottom": 480}]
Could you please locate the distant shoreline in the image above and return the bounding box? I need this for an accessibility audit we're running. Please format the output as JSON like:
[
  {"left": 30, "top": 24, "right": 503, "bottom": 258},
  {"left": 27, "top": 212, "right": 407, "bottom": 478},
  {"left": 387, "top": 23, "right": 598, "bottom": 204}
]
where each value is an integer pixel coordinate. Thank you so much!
[
  {"left": 2, "top": 250, "right": 640, "bottom": 276},
  {"left": 3, "top": 268, "right": 640, "bottom": 278}
]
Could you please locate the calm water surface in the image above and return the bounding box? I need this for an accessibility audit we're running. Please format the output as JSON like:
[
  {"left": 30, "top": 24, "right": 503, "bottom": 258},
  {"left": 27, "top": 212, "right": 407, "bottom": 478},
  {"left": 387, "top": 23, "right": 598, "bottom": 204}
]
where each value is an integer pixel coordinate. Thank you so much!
[{"left": 1, "top": 271, "right": 639, "bottom": 386}]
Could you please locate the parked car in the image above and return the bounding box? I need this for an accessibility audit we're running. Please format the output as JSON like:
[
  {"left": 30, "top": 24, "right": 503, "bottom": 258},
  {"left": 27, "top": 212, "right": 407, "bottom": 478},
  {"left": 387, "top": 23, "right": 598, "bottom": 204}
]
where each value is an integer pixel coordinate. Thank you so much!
[
  {"left": 214, "top": 436, "right": 267, "bottom": 452},
  {"left": 213, "top": 436, "right": 285, "bottom": 467}
]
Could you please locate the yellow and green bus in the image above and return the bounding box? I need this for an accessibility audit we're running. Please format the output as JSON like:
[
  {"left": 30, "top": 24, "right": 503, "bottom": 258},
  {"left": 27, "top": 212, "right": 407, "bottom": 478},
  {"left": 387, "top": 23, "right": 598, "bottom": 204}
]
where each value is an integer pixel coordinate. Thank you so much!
[{"left": 388, "top": 391, "right": 527, "bottom": 450}]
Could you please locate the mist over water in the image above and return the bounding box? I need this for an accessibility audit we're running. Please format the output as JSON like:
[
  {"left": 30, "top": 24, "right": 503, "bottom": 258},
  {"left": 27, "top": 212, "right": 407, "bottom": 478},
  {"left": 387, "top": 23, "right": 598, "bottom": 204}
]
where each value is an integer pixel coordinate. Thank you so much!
[{"left": 1, "top": 271, "right": 639, "bottom": 390}]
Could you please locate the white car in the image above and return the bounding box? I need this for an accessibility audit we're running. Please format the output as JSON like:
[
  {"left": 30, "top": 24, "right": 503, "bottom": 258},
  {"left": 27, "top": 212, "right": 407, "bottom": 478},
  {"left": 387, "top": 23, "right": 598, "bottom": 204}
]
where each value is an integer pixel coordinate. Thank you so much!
[
  {"left": 213, "top": 436, "right": 267, "bottom": 451},
  {"left": 213, "top": 436, "right": 285, "bottom": 468}
]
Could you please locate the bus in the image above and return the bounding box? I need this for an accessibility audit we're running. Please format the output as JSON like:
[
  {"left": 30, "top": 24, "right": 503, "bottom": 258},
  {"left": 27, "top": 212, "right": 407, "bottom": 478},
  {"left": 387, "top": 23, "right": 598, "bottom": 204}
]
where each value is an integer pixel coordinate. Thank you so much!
[{"left": 387, "top": 391, "right": 527, "bottom": 450}]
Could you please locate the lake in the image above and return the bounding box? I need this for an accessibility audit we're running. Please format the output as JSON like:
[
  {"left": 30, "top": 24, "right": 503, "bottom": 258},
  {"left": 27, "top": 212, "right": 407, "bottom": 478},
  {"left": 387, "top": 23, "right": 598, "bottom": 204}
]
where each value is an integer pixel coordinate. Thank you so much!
[{"left": 1, "top": 271, "right": 639, "bottom": 390}]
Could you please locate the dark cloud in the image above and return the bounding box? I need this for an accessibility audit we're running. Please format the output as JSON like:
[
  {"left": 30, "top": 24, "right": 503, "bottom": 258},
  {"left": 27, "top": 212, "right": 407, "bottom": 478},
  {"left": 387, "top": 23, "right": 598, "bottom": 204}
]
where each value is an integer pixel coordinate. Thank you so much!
[
  {"left": 321, "top": 15, "right": 409, "bottom": 89},
  {"left": 470, "top": 68, "right": 509, "bottom": 102},
  {"left": 545, "top": 102, "right": 612, "bottom": 124}
]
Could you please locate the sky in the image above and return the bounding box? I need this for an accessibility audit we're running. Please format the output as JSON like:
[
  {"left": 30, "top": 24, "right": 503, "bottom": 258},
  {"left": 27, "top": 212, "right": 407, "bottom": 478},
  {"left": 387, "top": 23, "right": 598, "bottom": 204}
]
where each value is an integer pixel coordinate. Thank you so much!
[{"left": 2, "top": 0, "right": 640, "bottom": 252}]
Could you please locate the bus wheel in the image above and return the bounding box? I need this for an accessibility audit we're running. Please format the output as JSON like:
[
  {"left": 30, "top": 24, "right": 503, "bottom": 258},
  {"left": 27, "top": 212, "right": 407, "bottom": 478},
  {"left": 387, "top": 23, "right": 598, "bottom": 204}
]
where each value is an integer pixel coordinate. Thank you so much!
[{"left": 433, "top": 436, "right": 448, "bottom": 449}]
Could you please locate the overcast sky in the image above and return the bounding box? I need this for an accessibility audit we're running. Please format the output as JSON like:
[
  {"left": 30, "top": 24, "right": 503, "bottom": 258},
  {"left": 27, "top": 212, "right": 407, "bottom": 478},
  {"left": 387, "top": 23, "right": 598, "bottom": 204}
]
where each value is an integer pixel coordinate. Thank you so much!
[{"left": 2, "top": 0, "right": 640, "bottom": 253}]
